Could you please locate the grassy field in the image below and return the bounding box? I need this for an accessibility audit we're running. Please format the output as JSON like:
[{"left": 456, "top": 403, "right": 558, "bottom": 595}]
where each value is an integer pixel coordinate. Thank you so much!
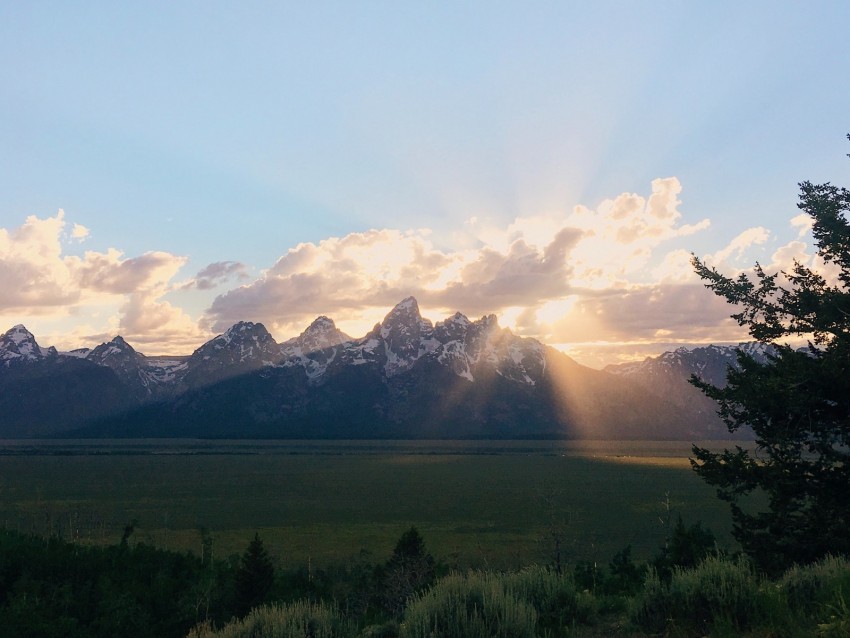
[{"left": 0, "top": 439, "right": 740, "bottom": 570}]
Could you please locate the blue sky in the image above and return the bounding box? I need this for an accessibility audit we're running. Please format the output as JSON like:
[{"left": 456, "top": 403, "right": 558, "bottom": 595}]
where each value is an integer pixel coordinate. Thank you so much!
[{"left": 1, "top": 1, "right": 848, "bottom": 366}]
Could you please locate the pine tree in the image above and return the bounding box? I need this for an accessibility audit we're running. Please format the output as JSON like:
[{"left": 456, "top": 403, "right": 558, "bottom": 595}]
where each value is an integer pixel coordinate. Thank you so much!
[
  {"left": 690, "top": 138, "right": 850, "bottom": 574},
  {"left": 381, "top": 527, "right": 435, "bottom": 616},
  {"left": 234, "top": 533, "right": 275, "bottom": 616}
]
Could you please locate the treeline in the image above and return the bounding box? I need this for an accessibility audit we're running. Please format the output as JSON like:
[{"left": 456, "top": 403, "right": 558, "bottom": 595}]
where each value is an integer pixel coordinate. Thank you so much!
[{"left": 1, "top": 524, "right": 849, "bottom": 637}]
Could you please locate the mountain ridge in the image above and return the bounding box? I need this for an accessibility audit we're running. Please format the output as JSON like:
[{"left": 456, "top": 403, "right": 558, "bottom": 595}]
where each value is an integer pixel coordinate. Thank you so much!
[{"left": 0, "top": 298, "right": 759, "bottom": 440}]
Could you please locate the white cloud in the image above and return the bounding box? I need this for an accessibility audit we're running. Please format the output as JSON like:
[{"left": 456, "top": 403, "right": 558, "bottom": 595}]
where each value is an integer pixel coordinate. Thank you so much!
[
  {"left": 790, "top": 213, "right": 813, "bottom": 237},
  {"left": 706, "top": 226, "right": 770, "bottom": 266},
  {"left": 70, "top": 223, "right": 90, "bottom": 241},
  {"left": 179, "top": 260, "right": 250, "bottom": 291},
  {"left": 0, "top": 210, "right": 208, "bottom": 353},
  {"left": 203, "top": 178, "right": 726, "bottom": 345},
  {"left": 2, "top": 178, "right": 817, "bottom": 366}
]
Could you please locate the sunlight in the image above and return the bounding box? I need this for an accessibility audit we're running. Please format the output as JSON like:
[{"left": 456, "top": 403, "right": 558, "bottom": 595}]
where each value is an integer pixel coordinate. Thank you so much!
[{"left": 535, "top": 297, "right": 577, "bottom": 325}]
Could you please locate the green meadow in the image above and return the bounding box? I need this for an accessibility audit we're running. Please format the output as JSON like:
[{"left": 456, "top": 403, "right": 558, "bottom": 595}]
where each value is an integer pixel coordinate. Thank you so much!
[{"left": 0, "top": 439, "right": 738, "bottom": 569}]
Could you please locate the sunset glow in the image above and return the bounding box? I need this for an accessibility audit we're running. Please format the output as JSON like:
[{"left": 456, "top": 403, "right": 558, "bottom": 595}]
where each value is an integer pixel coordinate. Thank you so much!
[{"left": 1, "top": 2, "right": 848, "bottom": 367}]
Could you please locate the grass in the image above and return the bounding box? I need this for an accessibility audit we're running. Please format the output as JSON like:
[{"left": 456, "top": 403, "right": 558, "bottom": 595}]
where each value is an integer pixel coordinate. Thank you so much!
[{"left": 0, "top": 439, "right": 736, "bottom": 568}]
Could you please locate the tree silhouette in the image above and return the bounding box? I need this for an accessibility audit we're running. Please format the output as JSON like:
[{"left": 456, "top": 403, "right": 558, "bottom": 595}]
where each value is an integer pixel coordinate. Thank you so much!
[
  {"left": 381, "top": 527, "right": 435, "bottom": 616},
  {"left": 234, "top": 533, "right": 275, "bottom": 616},
  {"left": 690, "top": 137, "right": 850, "bottom": 574}
]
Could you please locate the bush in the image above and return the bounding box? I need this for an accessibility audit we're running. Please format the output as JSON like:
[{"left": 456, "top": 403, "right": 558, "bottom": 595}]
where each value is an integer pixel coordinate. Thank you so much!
[
  {"left": 399, "top": 572, "right": 538, "bottom": 638},
  {"left": 632, "top": 556, "right": 763, "bottom": 634},
  {"left": 188, "top": 600, "right": 355, "bottom": 638},
  {"left": 780, "top": 555, "right": 850, "bottom": 612},
  {"left": 502, "top": 565, "right": 596, "bottom": 629},
  {"left": 399, "top": 566, "right": 597, "bottom": 638},
  {"left": 778, "top": 555, "right": 850, "bottom": 634}
]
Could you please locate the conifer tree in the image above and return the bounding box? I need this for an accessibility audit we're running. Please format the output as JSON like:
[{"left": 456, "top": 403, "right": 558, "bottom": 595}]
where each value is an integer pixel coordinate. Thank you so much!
[
  {"left": 381, "top": 527, "right": 435, "bottom": 616},
  {"left": 234, "top": 533, "right": 275, "bottom": 616},
  {"left": 690, "top": 138, "right": 850, "bottom": 573}
]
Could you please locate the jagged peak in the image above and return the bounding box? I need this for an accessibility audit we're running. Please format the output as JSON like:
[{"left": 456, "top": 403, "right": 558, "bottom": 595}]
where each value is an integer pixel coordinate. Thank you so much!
[
  {"left": 305, "top": 316, "right": 337, "bottom": 333},
  {"left": 385, "top": 296, "right": 421, "bottom": 320},
  {"left": 1, "top": 324, "right": 56, "bottom": 361},
  {"left": 445, "top": 312, "right": 470, "bottom": 326},
  {"left": 224, "top": 320, "right": 266, "bottom": 335},
  {"left": 90, "top": 335, "right": 140, "bottom": 360},
  {"left": 477, "top": 314, "right": 500, "bottom": 330},
  {"left": 213, "top": 321, "right": 275, "bottom": 346},
  {"left": 5, "top": 324, "right": 35, "bottom": 343}
]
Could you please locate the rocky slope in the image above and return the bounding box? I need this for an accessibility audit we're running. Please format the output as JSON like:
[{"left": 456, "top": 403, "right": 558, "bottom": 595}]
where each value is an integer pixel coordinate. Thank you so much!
[{"left": 0, "top": 299, "right": 756, "bottom": 439}]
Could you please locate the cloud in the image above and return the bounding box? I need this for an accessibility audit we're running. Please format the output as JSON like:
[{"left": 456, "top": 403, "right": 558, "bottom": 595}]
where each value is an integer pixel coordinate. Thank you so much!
[
  {"left": 544, "top": 284, "right": 739, "bottom": 345},
  {"left": 706, "top": 227, "right": 770, "bottom": 266},
  {"left": 3, "top": 178, "right": 817, "bottom": 365},
  {"left": 70, "top": 223, "right": 90, "bottom": 241},
  {"left": 67, "top": 249, "right": 187, "bottom": 294},
  {"left": 181, "top": 261, "right": 249, "bottom": 290},
  {"left": 117, "top": 292, "right": 206, "bottom": 352},
  {"left": 790, "top": 213, "right": 813, "bottom": 237},
  {"left": 0, "top": 210, "right": 79, "bottom": 310},
  {"left": 204, "top": 178, "right": 718, "bottom": 338},
  {"left": 0, "top": 210, "right": 208, "bottom": 353}
]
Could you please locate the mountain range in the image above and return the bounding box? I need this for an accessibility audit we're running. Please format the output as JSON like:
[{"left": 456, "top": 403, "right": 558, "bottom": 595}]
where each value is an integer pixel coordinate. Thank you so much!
[{"left": 0, "top": 297, "right": 765, "bottom": 440}]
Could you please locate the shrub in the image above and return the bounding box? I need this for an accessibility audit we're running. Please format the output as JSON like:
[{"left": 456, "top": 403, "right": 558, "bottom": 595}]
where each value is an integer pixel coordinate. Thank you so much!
[
  {"left": 187, "top": 600, "right": 355, "bottom": 638},
  {"left": 502, "top": 565, "right": 596, "bottom": 629},
  {"left": 400, "top": 572, "right": 537, "bottom": 638},
  {"left": 780, "top": 555, "right": 850, "bottom": 613},
  {"left": 632, "top": 556, "right": 763, "bottom": 634}
]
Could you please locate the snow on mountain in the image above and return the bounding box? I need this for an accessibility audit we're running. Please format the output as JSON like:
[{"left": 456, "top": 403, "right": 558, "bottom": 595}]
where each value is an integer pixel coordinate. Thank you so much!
[
  {"left": 182, "top": 321, "right": 281, "bottom": 387},
  {"left": 604, "top": 341, "right": 779, "bottom": 437},
  {"left": 0, "top": 307, "right": 746, "bottom": 440},
  {"left": 85, "top": 336, "right": 160, "bottom": 399},
  {"left": 0, "top": 324, "right": 57, "bottom": 365},
  {"left": 606, "top": 343, "right": 777, "bottom": 389},
  {"left": 308, "top": 297, "right": 548, "bottom": 386},
  {"left": 144, "top": 357, "right": 189, "bottom": 384},
  {"left": 279, "top": 316, "right": 351, "bottom": 379}
]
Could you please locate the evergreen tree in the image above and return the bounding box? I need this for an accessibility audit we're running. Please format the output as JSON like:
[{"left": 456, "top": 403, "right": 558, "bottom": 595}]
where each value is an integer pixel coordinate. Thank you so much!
[
  {"left": 234, "top": 533, "right": 275, "bottom": 617},
  {"left": 651, "top": 517, "right": 716, "bottom": 580},
  {"left": 690, "top": 139, "right": 850, "bottom": 574},
  {"left": 381, "top": 527, "right": 435, "bottom": 616}
]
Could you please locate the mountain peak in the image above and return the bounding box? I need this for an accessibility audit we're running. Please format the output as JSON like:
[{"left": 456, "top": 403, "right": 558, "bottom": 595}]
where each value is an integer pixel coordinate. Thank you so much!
[
  {"left": 92, "top": 335, "right": 136, "bottom": 354},
  {"left": 224, "top": 320, "right": 267, "bottom": 336},
  {"left": 283, "top": 315, "right": 350, "bottom": 353},
  {"left": 110, "top": 335, "right": 131, "bottom": 348},
  {"left": 385, "top": 296, "right": 421, "bottom": 319},
  {"left": 6, "top": 324, "right": 35, "bottom": 343},
  {"left": 1, "top": 325, "right": 57, "bottom": 362},
  {"left": 305, "top": 316, "right": 337, "bottom": 334}
]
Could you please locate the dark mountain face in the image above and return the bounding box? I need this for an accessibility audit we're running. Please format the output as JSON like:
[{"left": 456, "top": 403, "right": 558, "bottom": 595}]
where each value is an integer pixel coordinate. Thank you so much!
[
  {"left": 604, "top": 343, "right": 777, "bottom": 438},
  {"left": 0, "top": 300, "right": 752, "bottom": 440},
  {"left": 86, "top": 336, "right": 154, "bottom": 401},
  {"left": 181, "top": 321, "right": 280, "bottom": 389}
]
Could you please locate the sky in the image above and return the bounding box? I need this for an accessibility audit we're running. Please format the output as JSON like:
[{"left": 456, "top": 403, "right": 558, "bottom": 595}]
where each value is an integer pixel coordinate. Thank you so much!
[{"left": 1, "top": 1, "right": 848, "bottom": 368}]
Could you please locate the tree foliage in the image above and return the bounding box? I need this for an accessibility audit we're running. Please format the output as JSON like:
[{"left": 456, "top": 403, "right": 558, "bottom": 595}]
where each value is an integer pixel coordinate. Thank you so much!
[
  {"left": 690, "top": 139, "right": 850, "bottom": 574},
  {"left": 380, "top": 527, "right": 435, "bottom": 617},
  {"left": 234, "top": 533, "right": 275, "bottom": 617}
]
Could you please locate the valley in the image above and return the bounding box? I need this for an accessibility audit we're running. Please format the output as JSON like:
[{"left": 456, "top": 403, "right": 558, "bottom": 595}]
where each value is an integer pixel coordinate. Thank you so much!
[{"left": 0, "top": 439, "right": 736, "bottom": 569}]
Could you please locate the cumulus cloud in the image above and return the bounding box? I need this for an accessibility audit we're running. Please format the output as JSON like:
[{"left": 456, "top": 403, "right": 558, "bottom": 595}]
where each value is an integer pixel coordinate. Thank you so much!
[
  {"left": 3, "top": 178, "right": 818, "bottom": 366},
  {"left": 0, "top": 210, "right": 208, "bottom": 353},
  {"left": 204, "top": 177, "right": 719, "bottom": 339},
  {"left": 706, "top": 227, "right": 770, "bottom": 266},
  {"left": 545, "top": 284, "right": 738, "bottom": 345},
  {"left": 181, "top": 261, "right": 250, "bottom": 290},
  {"left": 790, "top": 213, "right": 813, "bottom": 237},
  {"left": 70, "top": 223, "right": 90, "bottom": 241},
  {"left": 67, "top": 249, "right": 187, "bottom": 294}
]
